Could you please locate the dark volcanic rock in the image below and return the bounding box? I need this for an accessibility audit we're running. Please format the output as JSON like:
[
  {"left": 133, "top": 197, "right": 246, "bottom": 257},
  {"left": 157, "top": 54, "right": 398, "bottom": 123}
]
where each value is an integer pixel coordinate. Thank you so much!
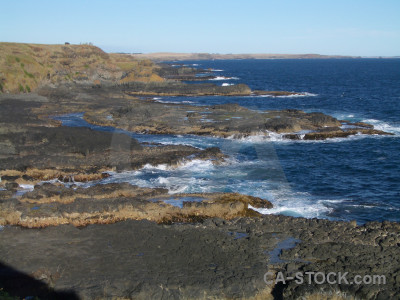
[
  {"left": 0, "top": 220, "right": 271, "bottom": 299},
  {"left": 0, "top": 216, "right": 399, "bottom": 299},
  {"left": 0, "top": 92, "right": 227, "bottom": 190}
]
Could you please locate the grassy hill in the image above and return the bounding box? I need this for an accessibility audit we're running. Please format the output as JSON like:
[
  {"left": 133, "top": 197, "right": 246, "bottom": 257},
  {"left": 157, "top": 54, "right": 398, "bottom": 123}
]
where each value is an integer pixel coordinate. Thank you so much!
[{"left": 0, "top": 42, "right": 163, "bottom": 93}]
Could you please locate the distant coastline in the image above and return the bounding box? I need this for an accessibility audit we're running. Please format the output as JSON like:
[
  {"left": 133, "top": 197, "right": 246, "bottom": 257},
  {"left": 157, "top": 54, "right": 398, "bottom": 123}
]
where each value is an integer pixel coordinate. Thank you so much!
[{"left": 128, "top": 52, "right": 399, "bottom": 61}]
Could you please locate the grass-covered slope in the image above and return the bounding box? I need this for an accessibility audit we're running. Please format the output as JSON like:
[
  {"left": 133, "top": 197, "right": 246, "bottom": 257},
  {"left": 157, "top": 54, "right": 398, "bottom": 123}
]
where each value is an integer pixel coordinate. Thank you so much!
[{"left": 0, "top": 42, "right": 163, "bottom": 93}]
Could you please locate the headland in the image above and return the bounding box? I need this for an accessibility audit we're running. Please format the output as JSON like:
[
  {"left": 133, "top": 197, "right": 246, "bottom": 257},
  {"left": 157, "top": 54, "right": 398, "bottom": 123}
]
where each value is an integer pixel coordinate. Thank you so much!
[{"left": 0, "top": 42, "right": 398, "bottom": 299}]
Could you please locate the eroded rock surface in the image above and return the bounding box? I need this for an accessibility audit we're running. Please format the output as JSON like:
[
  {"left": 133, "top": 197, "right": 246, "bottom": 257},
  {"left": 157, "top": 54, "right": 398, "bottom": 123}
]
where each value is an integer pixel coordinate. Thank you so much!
[{"left": 1, "top": 216, "right": 399, "bottom": 299}]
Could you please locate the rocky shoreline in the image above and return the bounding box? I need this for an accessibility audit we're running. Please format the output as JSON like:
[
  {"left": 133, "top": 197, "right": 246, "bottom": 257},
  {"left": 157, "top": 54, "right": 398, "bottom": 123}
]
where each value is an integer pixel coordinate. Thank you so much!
[
  {"left": 0, "top": 56, "right": 398, "bottom": 299},
  {"left": 1, "top": 216, "right": 399, "bottom": 299}
]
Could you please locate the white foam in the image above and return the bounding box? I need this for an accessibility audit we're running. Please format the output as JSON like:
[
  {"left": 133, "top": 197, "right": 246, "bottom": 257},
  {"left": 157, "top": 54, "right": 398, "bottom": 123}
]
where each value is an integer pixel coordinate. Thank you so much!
[
  {"left": 91, "top": 153, "right": 340, "bottom": 220},
  {"left": 266, "top": 131, "right": 287, "bottom": 142},
  {"left": 361, "top": 119, "right": 400, "bottom": 135},
  {"left": 225, "top": 128, "right": 394, "bottom": 144},
  {"left": 249, "top": 194, "right": 340, "bottom": 219},
  {"left": 142, "top": 163, "right": 169, "bottom": 171},
  {"left": 222, "top": 83, "right": 234, "bottom": 86},
  {"left": 319, "top": 199, "right": 346, "bottom": 204},
  {"left": 210, "top": 76, "right": 228, "bottom": 81},
  {"left": 210, "top": 76, "right": 239, "bottom": 81},
  {"left": 227, "top": 131, "right": 289, "bottom": 143},
  {"left": 254, "top": 92, "right": 318, "bottom": 98},
  {"left": 19, "top": 184, "right": 34, "bottom": 190},
  {"left": 14, "top": 184, "right": 35, "bottom": 197},
  {"left": 0, "top": 225, "right": 3, "bottom": 231},
  {"left": 177, "top": 159, "right": 215, "bottom": 172},
  {"left": 211, "top": 69, "right": 224, "bottom": 72},
  {"left": 157, "top": 177, "right": 171, "bottom": 185},
  {"left": 153, "top": 99, "right": 194, "bottom": 104},
  {"left": 151, "top": 175, "right": 210, "bottom": 194},
  {"left": 142, "top": 159, "right": 214, "bottom": 172},
  {"left": 251, "top": 205, "right": 331, "bottom": 219}
]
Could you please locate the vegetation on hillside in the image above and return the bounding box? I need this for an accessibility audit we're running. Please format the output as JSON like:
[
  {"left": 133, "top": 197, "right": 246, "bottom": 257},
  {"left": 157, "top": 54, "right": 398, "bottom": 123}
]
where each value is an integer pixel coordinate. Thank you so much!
[{"left": 0, "top": 42, "right": 163, "bottom": 93}]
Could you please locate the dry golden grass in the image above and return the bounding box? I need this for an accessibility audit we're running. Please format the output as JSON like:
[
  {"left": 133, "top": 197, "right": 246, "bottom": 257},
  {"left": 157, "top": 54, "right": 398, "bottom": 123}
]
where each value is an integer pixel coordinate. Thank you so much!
[
  {"left": 0, "top": 190, "right": 270, "bottom": 228},
  {"left": 0, "top": 42, "right": 163, "bottom": 93}
]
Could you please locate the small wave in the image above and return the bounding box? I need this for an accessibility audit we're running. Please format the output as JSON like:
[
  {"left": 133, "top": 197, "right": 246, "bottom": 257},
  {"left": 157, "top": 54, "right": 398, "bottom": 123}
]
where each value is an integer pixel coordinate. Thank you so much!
[
  {"left": 210, "top": 76, "right": 239, "bottom": 81},
  {"left": 210, "top": 69, "right": 224, "bottom": 72},
  {"left": 153, "top": 99, "right": 194, "bottom": 104},
  {"left": 0, "top": 225, "right": 4, "bottom": 231},
  {"left": 319, "top": 199, "right": 348, "bottom": 204},
  {"left": 142, "top": 159, "right": 214, "bottom": 172},
  {"left": 346, "top": 204, "right": 377, "bottom": 209},
  {"left": 252, "top": 204, "right": 332, "bottom": 219},
  {"left": 249, "top": 191, "right": 346, "bottom": 219},
  {"left": 222, "top": 83, "right": 234, "bottom": 86},
  {"left": 331, "top": 113, "right": 358, "bottom": 121},
  {"left": 177, "top": 159, "right": 215, "bottom": 172},
  {"left": 226, "top": 129, "right": 394, "bottom": 144},
  {"left": 227, "top": 131, "right": 291, "bottom": 143},
  {"left": 361, "top": 119, "right": 400, "bottom": 135},
  {"left": 254, "top": 92, "right": 318, "bottom": 98},
  {"left": 142, "top": 163, "right": 169, "bottom": 171},
  {"left": 19, "top": 184, "right": 34, "bottom": 190}
]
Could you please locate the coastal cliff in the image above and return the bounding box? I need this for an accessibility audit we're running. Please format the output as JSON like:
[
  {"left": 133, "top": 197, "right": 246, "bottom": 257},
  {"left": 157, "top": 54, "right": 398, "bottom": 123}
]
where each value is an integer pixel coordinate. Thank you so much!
[{"left": 0, "top": 42, "right": 163, "bottom": 94}]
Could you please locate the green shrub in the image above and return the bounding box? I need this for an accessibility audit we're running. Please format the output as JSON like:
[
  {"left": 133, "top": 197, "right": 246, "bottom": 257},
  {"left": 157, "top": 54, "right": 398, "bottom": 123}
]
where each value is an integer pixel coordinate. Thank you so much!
[
  {"left": 24, "top": 70, "right": 34, "bottom": 78},
  {"left": 15, "top": 57, "right": 20, "bottom": 63},
  {"left": 20, "top": 62, "right": 24, "bottom": 68},
  {"left": 0, "top": 82, "right": 3, "bottom": 92},
  {"left": 19, "top": 83, "right": 25, "bottom": 92},
  {"left": 25, "top": 85, "right": 31, "bottom": 92}
]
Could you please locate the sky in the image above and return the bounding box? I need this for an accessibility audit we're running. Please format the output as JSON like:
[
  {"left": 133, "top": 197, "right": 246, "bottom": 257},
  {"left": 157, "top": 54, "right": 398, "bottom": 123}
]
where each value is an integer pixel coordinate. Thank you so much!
[{"left": 1, "top": 0, "right": 399, "bottom": 56}]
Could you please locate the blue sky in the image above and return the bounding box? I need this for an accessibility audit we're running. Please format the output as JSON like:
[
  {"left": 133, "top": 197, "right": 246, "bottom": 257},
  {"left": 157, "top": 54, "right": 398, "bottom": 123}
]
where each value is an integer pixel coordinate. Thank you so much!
[{"left": 1, "top": 0, "right": 399, "bottom": 56}]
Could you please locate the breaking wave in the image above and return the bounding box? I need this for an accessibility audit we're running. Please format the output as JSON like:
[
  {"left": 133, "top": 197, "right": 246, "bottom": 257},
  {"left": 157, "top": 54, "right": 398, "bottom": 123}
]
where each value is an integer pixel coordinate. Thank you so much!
[
  {"left": 361, "top": 119, "right": 400, "bottom": 135},
  {"left": 210, "top": 76, "right": 239, "bottom": 81},
  {"left": 254, "top": 92, "right": 318, "bottom": 98}
]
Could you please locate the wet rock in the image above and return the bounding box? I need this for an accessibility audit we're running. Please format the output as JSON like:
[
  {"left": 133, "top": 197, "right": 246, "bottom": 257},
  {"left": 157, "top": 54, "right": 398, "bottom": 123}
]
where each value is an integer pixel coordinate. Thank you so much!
[
  {"left": 211, "top": 103, "right": 248, "bottom": 112},
  {"left": 305, "top": 112, "right": 341, "bottom": 127},
  {"left": 5, "top": 182, "right": 19, "bottom": 191}
]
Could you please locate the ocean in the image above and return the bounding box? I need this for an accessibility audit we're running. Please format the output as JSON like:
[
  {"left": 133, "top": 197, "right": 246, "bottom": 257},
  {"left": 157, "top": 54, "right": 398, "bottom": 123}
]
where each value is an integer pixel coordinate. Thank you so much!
[{"left": 56, "top": 59, "right": 400, "bottom": 224}]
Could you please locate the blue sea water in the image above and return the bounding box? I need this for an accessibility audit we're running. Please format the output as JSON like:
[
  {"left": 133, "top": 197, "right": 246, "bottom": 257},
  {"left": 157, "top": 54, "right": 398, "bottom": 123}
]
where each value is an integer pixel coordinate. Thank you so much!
[{"left": 56, "top": 59, "right": 400, "bottom": 224}]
